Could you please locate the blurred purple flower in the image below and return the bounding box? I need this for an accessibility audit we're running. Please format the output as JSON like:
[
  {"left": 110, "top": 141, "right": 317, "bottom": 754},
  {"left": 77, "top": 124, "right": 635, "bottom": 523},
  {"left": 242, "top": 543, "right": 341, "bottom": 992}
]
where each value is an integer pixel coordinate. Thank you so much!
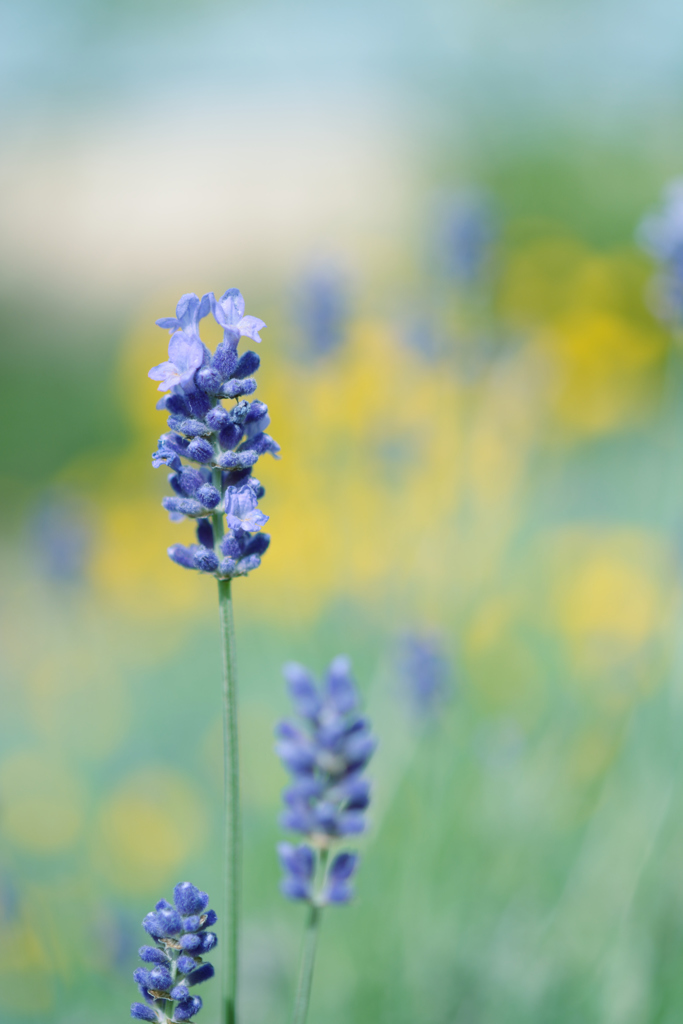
[
  {"left": 296, "top": 266, "right": 348, "bottom": 356},
  {"left": 638, "top": 180, "right": 683, "bottom": 324},
  {"left": 399, "top": 632, "right": 451, "bottom": 715},
  {"left": 438, "top": 191, "right": 496, "bottom": 285}
]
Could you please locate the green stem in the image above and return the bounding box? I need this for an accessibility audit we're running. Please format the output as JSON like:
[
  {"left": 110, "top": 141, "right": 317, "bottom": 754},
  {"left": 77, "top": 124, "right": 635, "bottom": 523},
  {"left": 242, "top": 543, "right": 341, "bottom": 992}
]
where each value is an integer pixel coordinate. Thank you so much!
[
  {"left": 290, "top": 904, "right": 323, "bottom": 1024},
  {"left": 213, "top": 471, "right": 240, "bottom": 1024},
  {"left": 290, "top": 848, "right": 328, "bottom": 1024}
]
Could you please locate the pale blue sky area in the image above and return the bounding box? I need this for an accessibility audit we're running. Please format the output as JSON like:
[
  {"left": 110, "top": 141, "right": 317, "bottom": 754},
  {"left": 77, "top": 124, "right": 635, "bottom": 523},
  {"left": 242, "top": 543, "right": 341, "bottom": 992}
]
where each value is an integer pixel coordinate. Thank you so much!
[{"left": 1, "top": 0, "right": 682, "bottom": 142}]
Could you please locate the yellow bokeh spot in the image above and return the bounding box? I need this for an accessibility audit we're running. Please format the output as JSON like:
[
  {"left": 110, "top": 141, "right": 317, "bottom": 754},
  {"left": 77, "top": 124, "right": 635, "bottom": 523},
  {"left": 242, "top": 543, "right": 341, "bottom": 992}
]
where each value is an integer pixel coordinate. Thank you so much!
[
  {"left": 0, "top": 751, "right": 85, "bottom": 852},
  {"left": 92, "top": 766, "right": 208, "bottom": 893},
  {"left": 541, "top": 310, "right": 664, "bottom": 435},
  {"left": 549, "top": 528, "right": 672, "bottom": 679}
]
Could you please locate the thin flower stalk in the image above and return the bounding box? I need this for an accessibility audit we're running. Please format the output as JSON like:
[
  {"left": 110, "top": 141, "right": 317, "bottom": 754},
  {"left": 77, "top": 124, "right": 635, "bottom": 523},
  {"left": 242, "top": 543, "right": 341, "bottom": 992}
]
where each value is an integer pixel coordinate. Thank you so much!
[{"left": 148, "top": 288, "right": 278, "bottom": 1024}]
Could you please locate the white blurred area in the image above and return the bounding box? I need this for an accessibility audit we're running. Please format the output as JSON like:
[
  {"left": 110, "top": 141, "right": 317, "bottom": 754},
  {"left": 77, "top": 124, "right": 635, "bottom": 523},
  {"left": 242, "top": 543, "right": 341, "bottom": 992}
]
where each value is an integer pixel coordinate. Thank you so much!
[{"left": 0, "top": 99, "right": 414, "bottom": 308}]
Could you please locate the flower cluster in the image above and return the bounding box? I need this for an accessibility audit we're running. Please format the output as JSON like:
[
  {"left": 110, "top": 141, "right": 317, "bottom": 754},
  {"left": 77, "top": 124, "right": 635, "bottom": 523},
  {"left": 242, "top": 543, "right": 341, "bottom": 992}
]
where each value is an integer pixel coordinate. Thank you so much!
[
  {"left": 275, "top": 657, "right": 376, "bottom": 906},
  {"left": 149, "top": 290, "right": 278, "bottom": 579},
  {"left": 130, "top": 882, "right": 217, "bottom": 1023},
  {"left": 638, "top": 180, "right": 683, "bottom": 324}
]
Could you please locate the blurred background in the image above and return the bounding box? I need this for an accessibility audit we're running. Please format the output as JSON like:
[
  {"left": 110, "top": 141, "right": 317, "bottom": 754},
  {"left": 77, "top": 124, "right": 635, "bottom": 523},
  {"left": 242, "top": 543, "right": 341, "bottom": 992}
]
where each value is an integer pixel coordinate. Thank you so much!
[{"left": 2, "top": 0, "right": 683, "bottom": 1021}]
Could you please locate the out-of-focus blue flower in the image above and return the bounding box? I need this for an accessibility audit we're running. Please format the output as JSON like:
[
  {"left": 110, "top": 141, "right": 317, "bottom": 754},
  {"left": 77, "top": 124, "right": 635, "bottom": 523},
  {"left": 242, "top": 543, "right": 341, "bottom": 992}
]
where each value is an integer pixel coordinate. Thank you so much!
[
  {"left": 130, "top": 882, "right": 216, "bottom": 1023},
  {"left": 296, "top": 267, "right": 348, "bottom": 356},
  {"left": 638, "top": 180, "right": 683, "bottom": 324},
  {"left": 438, "top": 191, "right": 496, "bottom": 286},
  {"left": 31, "top": 496, "right": 91, "bottom": 582},
  {"left": 148, "top": 288, "right": 277, "bottom": 581},
  {"left": 275, "top": 656, "right": 375, "bottom": 907},
  {"left": 399, "top": 633, "right": 451, "bottom": 715}
]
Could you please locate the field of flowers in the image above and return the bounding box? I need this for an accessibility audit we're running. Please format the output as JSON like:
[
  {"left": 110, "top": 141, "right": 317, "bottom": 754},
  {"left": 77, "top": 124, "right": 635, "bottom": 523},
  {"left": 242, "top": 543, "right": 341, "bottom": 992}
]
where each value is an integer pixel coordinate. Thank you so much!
[{"left": 2, "top": 2, "right": 683, "bottom": 1023}]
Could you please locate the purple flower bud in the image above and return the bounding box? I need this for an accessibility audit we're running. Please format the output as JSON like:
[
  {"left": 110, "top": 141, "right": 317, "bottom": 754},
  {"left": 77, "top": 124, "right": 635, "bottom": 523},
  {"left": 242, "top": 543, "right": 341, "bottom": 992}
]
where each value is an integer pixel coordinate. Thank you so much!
[
  {"left": 182, "top": 915, "right": 201, "bottom": 932},
  {"left": 180, "top": 933, "right": 202, "bottom": 951},
  {"left": 313, "top": 802, "right": 338, "bottom": 832},
  {"left": 188, "top": 963, "right": 215, "bottom": 986},
  {"left": 200, "top": 909, "right": 217, "bottom": 929},
  {"left": 196, "top": 484, "right": 220, "bottom": 509},
  {"left": 328, "top": 851, "right": 358, "bottom": 882},
  {"left": 133, "top": 968, "right": 151, "bottom": 987},
  {"left": 177, "top": 955, "right": 197, "bottom": 975},
  {"left": 168, "top": 544, "right": 197, "bottom": 570},
  {"left": 196, "top": 519, "right": 214, "bottom": 548},
  {"left": 233, "top": 351, "right": 260, "bottom": 378},
  {"left": 219, "top": 557, "right": 237, "bottom": 577},
  {"left": 278, "top": 842, "right": 315, "bottom": 880},
  {"left": 174, "top": 997, "right": 203, "bottom": 1022},
  {"left": 205, "top": 405, "right": 230, "bottom": 430},
  {"left": 211, "top": 336, "right": 239, "bottom": 378},
  {"left": 218, "top": 423, "right": 244, "bottom": 450},
  {"left": 198, "top": 931, "right": 218, "bottom": 953},
  {"left": 187, "top": 438, "right": 214, "bottom": 464},
  {"left": 235, "top": 554, "right": 260, "bottom": 575},
  {"left": 337, "top": 811, "right": 366, "bottom": 835},
  {"left": 148, "top": 966, "right": 173, "bottom": 992},
  {"left": 171, "top": 983, "right": 189, "bottom": 1001},
  {"left": 168, "top": 416, "right": 212, "bottom": 438},
  {"left": 163, "top": 497, "right": 206, "bottom": 518},
  {"left": 241, "top": 432, "right": 280, "bottom": 459},
  {"left": 220, "top": 377, "right": 257, "bottom": 399},
  {"left": 143, "top": 909, "right": 183, "bottom": 937},
  {"left": 283, "top": 776, "right": 324, "bottom": 801},
  {"left": 193, "top": 547, "right": 219, "bottom": 573},
  {"left": 343, "top": 732, "right": 377, "bottom": 772},
  {"left": 173, "top": 882, "right": 209, "bottom": 911},
  {"left": 325, "top": 655, "right": 358, "bottom": 714},
  {"left": 275, "top": 740, "right": 317, "bottom": 774},
  {"left": 280, "top": 806, "right": 314, "bottom": 833},
  {"left": 138, "top": 945, "right": 168, "bottom": 964},
  {"left": 280, "top": 876, "right": 312, "bottom": 901},
  {"left": 217, "top": 450, "right": 259, "bottom": 471},
  {"left": 196, "top": 366, "right": 223, "bottom": 394},
  {"left": 243, "top": 532, "right": 270, "bottom": 557},
  {"left": 325, "top": 880, "right": 353, "bottom": 904},
  {"left": 283, "top": 663, "right": 321, "bottom": 718},
  {"left": 130, "top": 1003, "right": 157, "bottom": 1021},
  {"left": 166, "top": 392, "right": 190, "bottom": 416},
  {"left": 187, "top": 390, "right": 211, "bottom": 419}
]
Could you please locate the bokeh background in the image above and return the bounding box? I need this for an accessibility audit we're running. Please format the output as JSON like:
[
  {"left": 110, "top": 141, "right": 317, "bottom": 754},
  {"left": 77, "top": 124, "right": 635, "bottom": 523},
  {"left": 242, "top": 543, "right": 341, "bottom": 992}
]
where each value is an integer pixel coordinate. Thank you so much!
[{"left": 3, "top": 1, "right": 683, "bottom": 1021}]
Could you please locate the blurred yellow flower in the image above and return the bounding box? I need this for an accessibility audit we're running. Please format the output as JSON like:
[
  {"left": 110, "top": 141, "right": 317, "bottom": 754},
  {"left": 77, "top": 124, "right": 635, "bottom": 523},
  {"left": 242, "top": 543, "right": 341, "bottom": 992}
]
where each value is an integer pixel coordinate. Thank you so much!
[
  {"left": 0, "top": 751, "right": 85, "bottom": 852},
  {"left": 548, "top": 527, "right": 672, "bottom": 690},
  {"left": 92, "top": 766, "right": 208, "bottom": 893}
]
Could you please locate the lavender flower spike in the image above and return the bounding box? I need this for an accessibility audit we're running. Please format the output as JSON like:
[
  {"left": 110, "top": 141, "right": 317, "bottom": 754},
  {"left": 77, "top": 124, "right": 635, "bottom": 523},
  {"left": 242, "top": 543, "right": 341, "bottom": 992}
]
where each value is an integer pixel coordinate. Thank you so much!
[
  {"left": 130, "top": 882, "right": 217, "bottom": 1023},
  {"left": 275, "top": 655, "right": 376, "bottom": 908},
  {"left": 148, "top": 287, "right": 278, "bottom": 582}
]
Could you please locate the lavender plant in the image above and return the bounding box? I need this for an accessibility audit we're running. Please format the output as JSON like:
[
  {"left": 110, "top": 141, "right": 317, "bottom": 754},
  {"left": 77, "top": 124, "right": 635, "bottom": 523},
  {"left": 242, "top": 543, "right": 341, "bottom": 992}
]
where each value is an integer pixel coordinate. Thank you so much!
[
  {"left": 131, "top": 883, "right": 217, "bottom": 1023},
  {"left": 275, "top": 656, "right": 377, "bottom": 1024},
  {"left": 148, "top": 288, "right": 278, "bottom": 1024}
]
